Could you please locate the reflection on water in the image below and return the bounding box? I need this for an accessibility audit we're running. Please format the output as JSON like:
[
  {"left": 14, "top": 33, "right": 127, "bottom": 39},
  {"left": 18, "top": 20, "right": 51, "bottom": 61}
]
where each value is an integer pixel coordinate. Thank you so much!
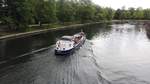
[
  {"left": 145, "top": 23, "right": 150, "bottom": 40},
  {"left": 92, "top": 23, "right": 150, "bottom": 84},
  {"left": 0, "top": 22, "right": 150, "bottom": 84},
  {"left": 0, "top": 23, "right": 111, "bottom": 62}
]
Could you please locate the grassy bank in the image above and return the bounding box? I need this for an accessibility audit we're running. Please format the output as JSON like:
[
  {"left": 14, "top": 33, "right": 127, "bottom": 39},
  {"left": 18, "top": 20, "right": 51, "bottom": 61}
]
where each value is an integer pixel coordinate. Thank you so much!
[
  {"left": 0, "top": 20, "right": 149, "bottom": 39},
  {"left": 0, "top": 23, "right": 70, "bottom": 37},
  {"left": 0, "top": 21, "right": 103, "bottom": 37},
  {"left": 0, "top": 22, "right": 106, "bottom": 40}
]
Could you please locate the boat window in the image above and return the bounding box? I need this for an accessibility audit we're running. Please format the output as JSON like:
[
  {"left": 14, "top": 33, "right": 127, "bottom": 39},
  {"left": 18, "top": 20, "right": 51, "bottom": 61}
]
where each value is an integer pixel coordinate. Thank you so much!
[
  {"left": 69, "top": 44, "right": 72, "bottom": 47},
  {"left": 60, "top": 36, "right": 73, "bottom": 41}
]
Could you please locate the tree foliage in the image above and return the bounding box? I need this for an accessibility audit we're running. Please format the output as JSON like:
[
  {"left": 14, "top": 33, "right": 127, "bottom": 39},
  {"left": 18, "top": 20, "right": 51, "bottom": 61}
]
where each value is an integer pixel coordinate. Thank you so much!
[
  {"left": 114, "top": 7, "right": 150, "bottom": 20},
  {"left": 0, "top": 0, "right": 150, "bottom": 30},
  {"left": 0, "top": 0, "right": 33, "bottom": 30}
]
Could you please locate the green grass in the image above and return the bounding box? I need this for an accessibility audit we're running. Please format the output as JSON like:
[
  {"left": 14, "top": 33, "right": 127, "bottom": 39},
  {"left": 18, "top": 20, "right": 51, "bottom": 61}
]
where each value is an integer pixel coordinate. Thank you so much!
[
  {"left": 0, "top": 22, "right": 94, "bottom": 37},
  {"left": 24, "top": 23, "right": 63, "bottom": 32}
]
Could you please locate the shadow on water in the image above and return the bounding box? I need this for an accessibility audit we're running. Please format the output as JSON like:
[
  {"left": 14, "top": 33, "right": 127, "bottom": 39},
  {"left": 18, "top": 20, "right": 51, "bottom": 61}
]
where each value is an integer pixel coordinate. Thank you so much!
[
  {"left": 145, "top": 24, "right": 150, "bottom": 40},
  {"left": 0, "top": 22, "right": 113, "bottom": 84},
  {"left": 0, "top": 40, "right": 111, "bottom": 84},
  {"left": 0, "top": 22, "right": 112, "bottom": 63}
]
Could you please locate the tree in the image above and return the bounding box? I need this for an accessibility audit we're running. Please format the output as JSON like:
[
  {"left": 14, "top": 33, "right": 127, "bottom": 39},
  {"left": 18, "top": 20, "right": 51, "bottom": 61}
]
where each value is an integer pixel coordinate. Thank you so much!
[
  {"left": 114, "top": 9, "right": 122, "bottom": 19},
  {"left": 77, "top": 5, "right": 96, "bottom": 23},
  {"left": 143, "top": 9, "right": 150, "bottom": 20},
  {"left": 133, "top": 7, "right": 144, "bottom": 19},
  {"left": 56, "top": 0, "right": 76, "bottom": 23},
  {"left": 0, "top": 0, "right": 33, "bottom": 30},
  {"left": 34, "top": 0, "right": 57, "bottom": 25},
  {"left": 128, "top": 7, "right": 135, "bottom": 19},
  {"left": 105, "top": 7, "right": 115, "bottom": 20}
]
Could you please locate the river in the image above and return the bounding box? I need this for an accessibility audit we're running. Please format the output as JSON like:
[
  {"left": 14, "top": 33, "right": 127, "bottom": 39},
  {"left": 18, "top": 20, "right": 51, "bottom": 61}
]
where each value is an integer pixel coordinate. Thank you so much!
[{"left": 0, "top": 22, "right": 150, "bottom": 84}]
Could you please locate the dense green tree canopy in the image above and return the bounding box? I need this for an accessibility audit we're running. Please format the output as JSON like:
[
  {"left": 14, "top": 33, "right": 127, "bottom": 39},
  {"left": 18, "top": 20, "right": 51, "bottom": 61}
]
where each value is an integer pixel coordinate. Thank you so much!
[
  {"left": 0, "top": 0, "right": 150, "bottom": 30},
  {"left": 113, "top": 7, "right": 150, "bottom": 20},
  {"left": 0, "top": 0, "right": 33, "bottom": 30}
]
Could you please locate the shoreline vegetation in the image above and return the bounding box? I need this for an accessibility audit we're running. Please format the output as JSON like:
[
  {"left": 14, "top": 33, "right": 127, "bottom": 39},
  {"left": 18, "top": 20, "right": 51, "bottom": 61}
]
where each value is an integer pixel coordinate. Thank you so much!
[
  {"left": 0, "top": 21, "right": 107, "bottom": 40},
  {"left": 0, "top": 20, "right": 149, "bottom": 40},
  {"left": 1, "top": 0, "right": 150, "bottom": 38}
]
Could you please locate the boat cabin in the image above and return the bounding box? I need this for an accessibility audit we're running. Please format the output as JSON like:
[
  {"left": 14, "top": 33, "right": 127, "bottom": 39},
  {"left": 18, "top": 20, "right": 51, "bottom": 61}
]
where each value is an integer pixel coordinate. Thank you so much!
[
  {"left": 73, "top": 34, "right": 83, "bottom": 43},
  {"left": 55, "top": 32, "right": 86, "bottom": 55},
  {"left": 60, "top": 36, "right": 73, "bottom": 41}
]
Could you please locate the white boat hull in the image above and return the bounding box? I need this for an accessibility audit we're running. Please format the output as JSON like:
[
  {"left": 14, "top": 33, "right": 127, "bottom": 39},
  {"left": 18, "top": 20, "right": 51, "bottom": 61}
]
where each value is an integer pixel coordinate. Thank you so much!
[{"left": 55, "top": 33, "right": 86, "bottom": 55}]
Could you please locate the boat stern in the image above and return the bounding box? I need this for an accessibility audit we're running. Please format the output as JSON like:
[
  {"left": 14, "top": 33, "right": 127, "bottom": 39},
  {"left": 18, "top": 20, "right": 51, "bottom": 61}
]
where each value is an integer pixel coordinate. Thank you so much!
[{"left": 55, "top": 40, "right": 74, "bottom": 55}]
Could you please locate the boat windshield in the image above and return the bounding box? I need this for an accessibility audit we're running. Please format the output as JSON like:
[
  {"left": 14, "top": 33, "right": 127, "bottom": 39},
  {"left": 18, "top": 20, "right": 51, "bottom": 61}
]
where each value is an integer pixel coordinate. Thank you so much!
[{"left": 60, "top": 36, "right": 72, "bottom": 41}]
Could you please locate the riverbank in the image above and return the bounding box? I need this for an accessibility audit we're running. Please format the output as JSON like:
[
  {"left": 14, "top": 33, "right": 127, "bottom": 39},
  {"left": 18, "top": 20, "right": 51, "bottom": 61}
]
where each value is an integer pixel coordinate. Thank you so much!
[
  {"left": 0, "top": 20, "right": 149, "bottom": 40},
  {"left": 0, "top": 22, "right": 104, "bottom": 40}
]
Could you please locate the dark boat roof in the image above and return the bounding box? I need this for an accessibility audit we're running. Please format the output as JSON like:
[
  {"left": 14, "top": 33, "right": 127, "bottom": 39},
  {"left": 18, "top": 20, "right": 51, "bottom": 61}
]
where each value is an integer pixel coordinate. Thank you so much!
[{"left": 60, "top": 36, "right": 73, "bottom": 41}]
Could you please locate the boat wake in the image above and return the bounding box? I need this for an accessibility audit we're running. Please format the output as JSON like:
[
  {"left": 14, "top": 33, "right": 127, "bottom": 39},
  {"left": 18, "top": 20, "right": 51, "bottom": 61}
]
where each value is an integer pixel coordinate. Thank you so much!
[
  {"left": 0, "top": 40, "right": 111, "bottom": 84},
  {"left": 74, "top": 40, "right": 111, "bottom": 84}
]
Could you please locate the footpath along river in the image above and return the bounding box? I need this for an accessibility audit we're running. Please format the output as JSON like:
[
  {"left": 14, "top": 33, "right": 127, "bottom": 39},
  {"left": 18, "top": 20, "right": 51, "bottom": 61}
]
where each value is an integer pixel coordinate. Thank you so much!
[{"left": 0, "top": 22, "right": 150, "bottom": 84}]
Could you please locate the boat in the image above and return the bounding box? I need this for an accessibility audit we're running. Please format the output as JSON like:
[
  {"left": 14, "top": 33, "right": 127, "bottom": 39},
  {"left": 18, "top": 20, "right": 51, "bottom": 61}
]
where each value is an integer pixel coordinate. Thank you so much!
[{"left": 55, "top": 32, "right": 86, "bottom": 55}]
